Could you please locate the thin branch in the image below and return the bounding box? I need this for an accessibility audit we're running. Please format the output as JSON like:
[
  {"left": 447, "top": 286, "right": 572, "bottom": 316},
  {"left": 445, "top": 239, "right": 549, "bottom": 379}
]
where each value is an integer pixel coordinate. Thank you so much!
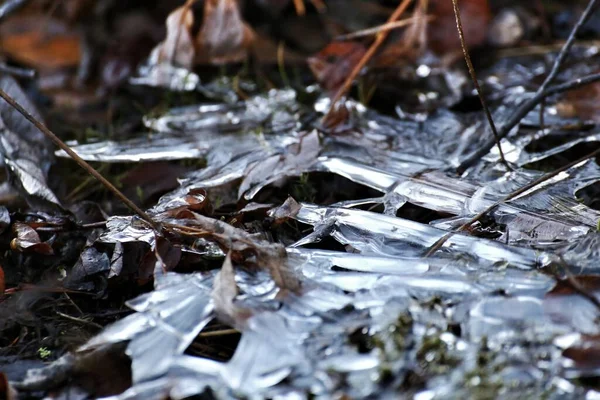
[
  {"left": 425, "top": 146, "right": 600, "bottom": 257},
  {"left": 457, "top": 71, "right": 600, "bottom": 174},
  {"left": 0, "top": 88, "right": 160, "bottom": 231},
  {"left": 322, "top": 0, "right": 413, "bottom": 122},
  {"left": 197, "top": 328, "right": 239, "bottom": 338},
  {"left": 55, "top": 311, "right": 103, "bottom": 330},
  {"left": 451, "top": 0, "right": 510, "bottom": 170},
  {"left": 544, "top": 71, "right": 600, "bottom": 96},
  {"left": 336, "top": 16, "right": 433, "bottom": 41},
  {"left": 457, "top": 0, "right": 600, "bottom": 173}
]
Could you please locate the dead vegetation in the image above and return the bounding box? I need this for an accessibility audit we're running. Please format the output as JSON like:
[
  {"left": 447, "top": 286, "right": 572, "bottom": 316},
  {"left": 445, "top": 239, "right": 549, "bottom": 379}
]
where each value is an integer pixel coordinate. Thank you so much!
[{"left": 1, "top": 0, "right": 600, "bottom": 398}]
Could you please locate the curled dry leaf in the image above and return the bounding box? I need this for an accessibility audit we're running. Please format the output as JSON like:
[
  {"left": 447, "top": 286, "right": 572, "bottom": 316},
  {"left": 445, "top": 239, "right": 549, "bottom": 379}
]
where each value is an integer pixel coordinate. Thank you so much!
[
  {"left": 10, "top": 222, "right": 53, "bottom": 255},
  {"left": 196, "top": 0, "right": 255, "bottom": 65},
  {"left": 152, "top": 4, "right": 195, "bottom": 69},
  {"left": 212, "top": 252, "right": 252, "bottom": 327},
  {"left": 139, "top": 235, "right": 181, "bottom": 285}
]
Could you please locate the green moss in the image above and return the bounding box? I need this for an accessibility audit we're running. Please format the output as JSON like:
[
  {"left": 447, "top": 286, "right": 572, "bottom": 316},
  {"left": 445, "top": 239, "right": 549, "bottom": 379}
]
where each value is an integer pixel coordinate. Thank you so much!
[{"left": 416, "top": 331, "right": 459, "bottom": 375}]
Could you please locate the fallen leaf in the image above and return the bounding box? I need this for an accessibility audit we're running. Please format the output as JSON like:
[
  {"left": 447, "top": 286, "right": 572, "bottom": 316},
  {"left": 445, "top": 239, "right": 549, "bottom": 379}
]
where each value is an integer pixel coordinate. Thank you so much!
[
  {"left": 212, "top": 252, "right": 252, "bottom": 327},
  {"left": 139, "top": 235, "right": 181, "bottom": 285},
  {"left": 0, "top": 76, "right": 62, "bottom": 211},
  {"left": 556, "top": 79, "right": 600, "bottom": 122},
  {"left": 0, "top": 15, "right": 81, "bottom": 69},
  {"left": 308, "top": 41, "right": 367, "bottom": 93},
  {"left": 268, "top": 196, "right": 301, "bottom": 224},
  {"left": 561, "top": 334, "right": 600, "bottom": 374},
  {"left": 10, "top": 222, "right": 53, "bottom": 255},
  {"left": 161, "top": 210, "right": 302, "bottom": 294},
  {"left": 0, "top": 372, "right": 15, "bottom": 400},
  {"left": 152, "top": 4, "right": 195, "bottom": 68},
  {"left": 427, "top": 0, "right": 491, "bottom": 54},
  {"left": 195, "top": 0, "right": 255, "bottom": 65}
]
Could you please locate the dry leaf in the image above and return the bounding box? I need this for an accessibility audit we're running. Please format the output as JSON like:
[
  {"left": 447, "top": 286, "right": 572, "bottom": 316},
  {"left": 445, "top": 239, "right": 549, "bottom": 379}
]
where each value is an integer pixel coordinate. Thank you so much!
[
  {"left": 556, "top": 80, "right": 600, "bottom": 122},
  {"left": 163, "top": 210, "right": 302, "bottom": 294},
  {"left": 10, "top": 222, "right": 53, "bottom": 255},
  {"left": 0, "top": 372, "right": 16, "bottom": 400},
  {"left": 427, "top": 0, "right": 491, "bottom": 54},
  {"left": 152, "top": 5, "right": 195, "bottom": 68},
  {"left": 308, "top": 41, "right": 367, "bottom": 93},
  {"left": 268, "top": 196, "right": 301, "bottom": 225},
  {"left": 0, "top": 16, "right": 81, "bottom": 69},
  {"left": 212, "top": 252, "right": 252, "bottom": 327},
  {"left": 139, "top": 236, "right": 181, "bottom": 285},
  {"left": 195, "top": 0, "right": 255, "bottom": 65}
]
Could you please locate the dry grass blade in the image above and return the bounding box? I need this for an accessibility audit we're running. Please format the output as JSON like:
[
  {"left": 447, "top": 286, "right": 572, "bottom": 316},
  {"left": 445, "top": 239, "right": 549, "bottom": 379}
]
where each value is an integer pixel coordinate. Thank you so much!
[
  {"left": 0, "top": 88, "right": 159, "bottom": 231},
  {"left": 336, "top": 16, "right": 433, "bottom": 41},
  {"left": 425, "top": 147, "right": 600, "bottom": 257},
  {"left": 451, "top": 0, "right": 510, "bottom": 170},
  {"left": 322, "top": 0, "right": 413, "bottom": 122}
]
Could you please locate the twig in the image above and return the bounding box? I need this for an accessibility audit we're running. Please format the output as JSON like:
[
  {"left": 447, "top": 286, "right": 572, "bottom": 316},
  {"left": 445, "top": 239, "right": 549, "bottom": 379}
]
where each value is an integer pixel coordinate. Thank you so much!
[
  {"left": 425, "top": 147, "right": 600, "bottom": 257},
  {"left": 457, "top": 71, "right": 600, "bottom": 174},
  {"left": 197, "top": 328, "right": 239, "bottom": 338},
  {"left": 457, "top": 0, "right": 600, "bottom": 173},
  {"left": 336, "top": 16, "right": 433, "bottom": 41},
  {"left": 0, "top": 88, "right": 160, "bottom": 231},
  {"left": 322, "top": 0, "right": 413, "bottom": 122},
  {"left": 544, "top": 71, "right": 600, "bottom": 96},
  {"left": 55, "top": 311, "right": 103, "bottom": 330},
  {"left": 451, "top": 0, "right": 510, "bottom": 170}
]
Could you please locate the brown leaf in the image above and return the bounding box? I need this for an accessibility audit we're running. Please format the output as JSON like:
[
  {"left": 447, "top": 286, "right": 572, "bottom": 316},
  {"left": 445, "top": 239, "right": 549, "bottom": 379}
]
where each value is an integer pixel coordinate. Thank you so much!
[
  {"left": 561, "top": 334, "right": 600, "bottom": 372},
  {"left": 195, "top": 0, "right": 255, "bottom": 65},
  {"left": 152, "top": 5, "right": 195, "bottom": 68},
  {"left": 556, "top": 80, "right": 600, "bottom": 122},
  {"left": 138, "top": 236, "right": 181, "bottom": 285},
  {"left": 268, "top": 196, "right": 301, "bottom": 225},
  {"left": 544, "top": 276, "right": 600, "bottom": 333},
  {"left": 166, "top": 212, "right": 302, "bottom": 294},
  {"left": 375, "top": 0, "right": 490, "bottom": 65},
  {"left": 0, "top": 372, "right": 16, "bottom": 400},
  {"left": 0, "top": 15, "right": 81, "bottom": 69},
  {"left": 211, "top": 252, "right": 252, "bottom": 327},
  {"left": 308, "top": 41, "right": 367, "bottom": 93},
  {"left": 427, "top": 0, "right": 491, "bottom": 54},
  {"left": 10, "top": 222, "right": 53, "bottom": 255}
]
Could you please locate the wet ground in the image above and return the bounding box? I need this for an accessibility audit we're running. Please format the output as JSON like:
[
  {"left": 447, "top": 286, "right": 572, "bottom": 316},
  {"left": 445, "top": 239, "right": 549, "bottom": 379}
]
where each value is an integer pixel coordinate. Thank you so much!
[{"left": 3, "top": 1, "right": 600, "bottom": 399}]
